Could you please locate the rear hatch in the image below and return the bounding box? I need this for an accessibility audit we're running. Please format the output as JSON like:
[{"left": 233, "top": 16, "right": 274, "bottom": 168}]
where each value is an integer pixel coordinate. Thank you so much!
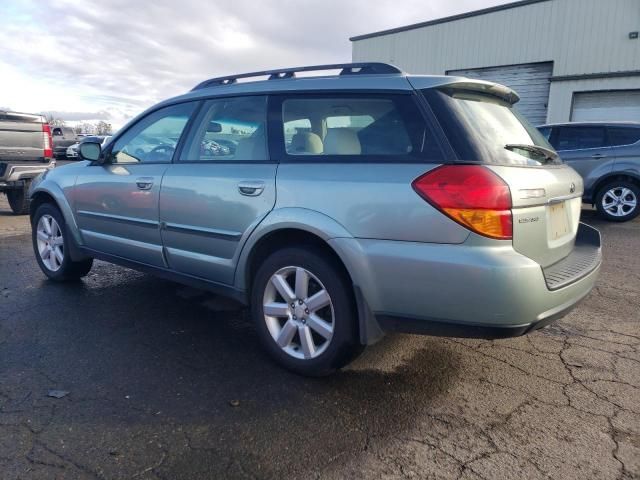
[
  {"left": 420, "top": 81, "right": 584, "bottom": 267},
  {"left": 0, "top": 111, "right": 48, "bottom": 163}
]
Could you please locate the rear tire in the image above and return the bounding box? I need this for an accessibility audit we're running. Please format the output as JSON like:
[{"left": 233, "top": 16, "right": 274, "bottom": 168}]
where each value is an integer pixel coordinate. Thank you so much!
[
  {"left": 32, "top": 203, "right": 93, "bottom": 281},
  {"left": 251, "top": 247, "right": 363, "bottom": 376},
  {"left": 595, "top": 181, "right": 640, "bottom": 222},
  {"left": 7, "top": 182, "right": 31, "bottom": 215}
]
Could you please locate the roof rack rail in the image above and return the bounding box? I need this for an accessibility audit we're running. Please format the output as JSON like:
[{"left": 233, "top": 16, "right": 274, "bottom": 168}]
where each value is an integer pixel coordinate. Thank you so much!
[{"left": 191, "top": 62, "right": 402, "bottom": 90}]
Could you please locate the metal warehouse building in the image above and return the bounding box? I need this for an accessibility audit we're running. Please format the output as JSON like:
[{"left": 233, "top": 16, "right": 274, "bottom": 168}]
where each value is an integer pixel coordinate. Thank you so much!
[{"left": 351, "top": 0, "right": 640, "bottom": 126}]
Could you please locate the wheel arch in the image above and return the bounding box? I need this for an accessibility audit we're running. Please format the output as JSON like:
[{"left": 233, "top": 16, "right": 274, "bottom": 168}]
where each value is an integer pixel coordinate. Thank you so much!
[
  {"left": 235, "top": 208, "right": 384, "bottom": 345},
  {"left": 237, "top": 208, "right": 356, "bottom": 293},
  {"left": 591, "top": 172, "right": 640, "bottom": 205},
  {"left": 30, "top": 185, "right": 84, "bottom": 249}
]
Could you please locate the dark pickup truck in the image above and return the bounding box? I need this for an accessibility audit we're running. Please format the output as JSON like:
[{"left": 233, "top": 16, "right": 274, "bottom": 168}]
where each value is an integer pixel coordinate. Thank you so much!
[{"left": 0, "top": 111, "right": 55, "bottom": 214}]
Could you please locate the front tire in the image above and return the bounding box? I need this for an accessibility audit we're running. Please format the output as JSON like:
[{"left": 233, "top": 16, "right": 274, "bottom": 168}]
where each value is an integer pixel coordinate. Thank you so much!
[
  {"left": 32, "top": 203, "right": 93, "bottom": 281},
  {"left": 595, "top": 181, "right": 640, "bottom": 222},
  {"left": 251, "top": 247, "right": 363, "bottom": 376},
  {"left": 7, "top": 182, "right": 31, "bottom": 215}
]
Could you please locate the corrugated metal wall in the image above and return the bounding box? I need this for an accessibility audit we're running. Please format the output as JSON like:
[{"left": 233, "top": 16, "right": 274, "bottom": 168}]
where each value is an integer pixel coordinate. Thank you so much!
[
  {"left": 352, "top": 0, "right": 640, "bottom": 77},
  {"left": 447, "top": 63, "right": 553, "bottom": 125}
]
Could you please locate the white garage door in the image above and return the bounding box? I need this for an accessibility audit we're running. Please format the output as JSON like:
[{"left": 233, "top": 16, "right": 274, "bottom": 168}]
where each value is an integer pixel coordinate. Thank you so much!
[
  {"left": 447, "top": 62, "right": 553, "bottom": 126},
  {"left": 571, "top": 90, "right": 640, "bottom": 122}
]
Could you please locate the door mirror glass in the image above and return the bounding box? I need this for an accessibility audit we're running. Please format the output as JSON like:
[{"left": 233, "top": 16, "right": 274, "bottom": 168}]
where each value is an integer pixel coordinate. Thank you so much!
[{"left": 79, "top": 141, "right": 102, "bottom": 162}]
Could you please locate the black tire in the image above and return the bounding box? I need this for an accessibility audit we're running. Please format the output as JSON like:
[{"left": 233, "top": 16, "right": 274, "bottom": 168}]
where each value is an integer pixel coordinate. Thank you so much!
[
  {"left": 7, "top": 182, "right": 31, "bottom": 215},
  {"left": 251, "top": 247, "right": 363, "bottom": 376},
  {"left": 32, "top": 203, "right": 93, "bottom": 281},
  {"left": 595, "top": 181, "right": 640, "bottom": 222}
]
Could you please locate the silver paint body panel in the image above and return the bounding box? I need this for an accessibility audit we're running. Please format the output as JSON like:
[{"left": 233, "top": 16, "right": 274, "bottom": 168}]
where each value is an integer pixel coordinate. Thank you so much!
[{"left": 29, "top": 71, "right": 600, "bottom": 342}]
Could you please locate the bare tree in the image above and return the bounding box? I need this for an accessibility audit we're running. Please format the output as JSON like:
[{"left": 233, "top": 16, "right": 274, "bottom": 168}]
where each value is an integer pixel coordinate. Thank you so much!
[
  {"left": 42, "top": 113, "right": 66, "bottom": 127},
  {"left": 95, "top": 121, "right": 113, "bottom": 135},
  {"left": 76, "top": 122, "right": 96, "bottom": 135}
]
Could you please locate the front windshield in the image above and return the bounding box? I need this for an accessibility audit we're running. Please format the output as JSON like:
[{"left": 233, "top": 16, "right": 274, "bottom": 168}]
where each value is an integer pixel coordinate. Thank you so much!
[{"left": 422, "top": 88, "right": 561, "bottom": 166}]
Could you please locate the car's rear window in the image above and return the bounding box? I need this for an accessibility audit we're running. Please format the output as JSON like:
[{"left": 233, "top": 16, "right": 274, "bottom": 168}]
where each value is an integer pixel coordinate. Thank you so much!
[{"left": 422, "top": 88, "right": 560, "bottom": 166}]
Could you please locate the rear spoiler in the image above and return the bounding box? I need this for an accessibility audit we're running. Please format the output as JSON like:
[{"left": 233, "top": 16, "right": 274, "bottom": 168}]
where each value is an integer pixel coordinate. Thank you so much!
[{"left": 441, "top": 80, "right": 520, "bottom": 105}]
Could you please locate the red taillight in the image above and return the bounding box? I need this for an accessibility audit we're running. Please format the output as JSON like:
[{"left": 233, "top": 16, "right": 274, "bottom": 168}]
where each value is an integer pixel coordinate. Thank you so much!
[
  {"left": 412, "top": 165, "right": 513, "bottom": 240},
  {"left": 42, "top": 124, "right": 53, "bottom": 159}
]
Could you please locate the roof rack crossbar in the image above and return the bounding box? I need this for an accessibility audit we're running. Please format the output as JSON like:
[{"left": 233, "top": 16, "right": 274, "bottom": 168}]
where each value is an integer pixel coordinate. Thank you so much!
[{"left": 192, "top": 62, "right": 402, "bottom": 90}]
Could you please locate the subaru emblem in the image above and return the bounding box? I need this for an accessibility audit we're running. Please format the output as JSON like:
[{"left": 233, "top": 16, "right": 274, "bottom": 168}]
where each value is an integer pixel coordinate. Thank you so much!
[{"left": 569, "top": 183, "right": 576, "bottom": 194}]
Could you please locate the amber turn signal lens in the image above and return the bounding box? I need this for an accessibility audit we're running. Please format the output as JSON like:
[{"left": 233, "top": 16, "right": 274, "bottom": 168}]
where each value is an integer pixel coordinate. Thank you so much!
[{"left": 442, "top": 208, "right": 513, "bottom": 240}]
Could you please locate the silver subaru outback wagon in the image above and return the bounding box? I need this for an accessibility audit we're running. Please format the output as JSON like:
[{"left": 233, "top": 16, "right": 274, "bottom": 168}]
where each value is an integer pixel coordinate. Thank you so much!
[{"left": 29, "top": 63, "right": 601, "bottom": 376}]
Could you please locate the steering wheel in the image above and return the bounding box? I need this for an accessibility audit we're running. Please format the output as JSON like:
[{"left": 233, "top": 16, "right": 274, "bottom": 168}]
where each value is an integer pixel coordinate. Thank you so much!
[{"left": 148, "top": 144, "right": 175, "bottom": 161}]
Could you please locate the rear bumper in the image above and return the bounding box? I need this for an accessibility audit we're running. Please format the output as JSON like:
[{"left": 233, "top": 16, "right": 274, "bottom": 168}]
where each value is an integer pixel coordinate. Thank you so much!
[
  {"left": 330, "top": 222, "right": 601, "bottom": 341},
  {"left": 0, "top": 161, "right": 55, "bottom": 186},
  {"left": 376, "top": 284, "right": 591, "bottom": 339}
]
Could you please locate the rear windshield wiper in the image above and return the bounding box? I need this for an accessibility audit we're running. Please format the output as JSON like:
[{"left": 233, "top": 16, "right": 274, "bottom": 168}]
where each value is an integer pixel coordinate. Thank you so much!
[{"left": 504, "top": 144, "right": 559, "bottom": 164}]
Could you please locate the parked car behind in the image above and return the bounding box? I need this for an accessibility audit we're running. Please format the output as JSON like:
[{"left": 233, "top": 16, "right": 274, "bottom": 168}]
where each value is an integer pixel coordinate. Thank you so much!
[
  {"left": 66, "top": 135, "right": 112, "bottom": 160},
  {"left": 538, "top": 122, "right": 640, "bottom": 221},
  {"left": 51, "top": 126, "right": 77, "bottom": 159},
  {"left": 29, "top": 63, "right": 601, "bottom": 376},
  {"left": 0, "top": 110, "right": 55, "bottom": 214}
]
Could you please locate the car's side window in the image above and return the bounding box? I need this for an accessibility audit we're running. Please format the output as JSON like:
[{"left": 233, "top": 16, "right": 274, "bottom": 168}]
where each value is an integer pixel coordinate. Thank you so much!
[
  {"left": 180, "top": 96, "right": 268, "bottom": 162},
  {"left": 556, "top": 126, "right": 606, "bottom": 151},
  {"left": 607, "top": 127, "right": 640, "bottom": 147},
  {"left": 278, "top": 94, "right": 443, "bottom": 162},
  {"left": 109, "top": 102, "right": 197, "bottom": 164}
]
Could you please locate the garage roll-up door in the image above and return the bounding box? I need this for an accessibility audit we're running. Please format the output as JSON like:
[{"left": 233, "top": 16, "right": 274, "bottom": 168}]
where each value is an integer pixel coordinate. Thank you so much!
[
  {"left": 447, "top": 62, "right": 553, "bottom": 126},
  {"left": 571, "top": 90, "right": 640, "bottom": 122}
]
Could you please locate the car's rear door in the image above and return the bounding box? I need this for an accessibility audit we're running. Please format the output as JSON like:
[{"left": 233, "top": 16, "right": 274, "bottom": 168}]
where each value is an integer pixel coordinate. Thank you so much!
[
  {"left": 159, "top": 95, "right": 276, "bottom": 285},
  {"left": 74, "top": 102, "right": 198, "bottom": 267},
  {"left": 553, "top": 125, "right": 613, "bottom": 179}
]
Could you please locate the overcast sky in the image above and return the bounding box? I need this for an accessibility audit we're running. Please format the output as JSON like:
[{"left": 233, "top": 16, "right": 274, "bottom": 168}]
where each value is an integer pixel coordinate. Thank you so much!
[{"left": 0, "top": 0, "right": 506, "bottom": 129}]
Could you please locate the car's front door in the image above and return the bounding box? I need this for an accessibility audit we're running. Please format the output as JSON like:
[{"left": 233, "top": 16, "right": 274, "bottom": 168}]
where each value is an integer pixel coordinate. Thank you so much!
[
  {"left": 159, "top": 95, "right": 276, "bottom": 284},
  {"left": 74, "top": 102, "right": 198, "bottom": 267}
]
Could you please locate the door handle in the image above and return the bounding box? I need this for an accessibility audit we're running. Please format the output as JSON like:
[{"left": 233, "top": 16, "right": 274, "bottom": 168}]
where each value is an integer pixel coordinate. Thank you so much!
[
  {"left": 591, "top": 153, "right": 607, "bottom": 159},
  {"left": 135, "top": 177, "right": 154, "bottom": 190},
  {"left": 238, "top": 181, "right": 265, "bottom": 196}
]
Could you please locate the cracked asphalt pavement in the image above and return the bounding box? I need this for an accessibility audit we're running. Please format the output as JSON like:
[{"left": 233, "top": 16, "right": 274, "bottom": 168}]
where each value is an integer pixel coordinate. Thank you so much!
[{"left": 1, "top": 195, "right": 639, "bottom": 480}]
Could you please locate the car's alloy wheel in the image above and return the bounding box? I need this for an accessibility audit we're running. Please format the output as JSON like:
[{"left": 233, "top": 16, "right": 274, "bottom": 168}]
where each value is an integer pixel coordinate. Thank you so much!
[
  {"left": 36, "top": 214, "right": 64, "bottom": 272},
  {"left": 601, "top": 186, "right": 637, "bottom": 218},
  {"left": 251, "top": 247, "right": 363, "bottom": 375},
  {"left": 32, "top": 203, "right": 93, "bottom": 281},
  {"left": 262, "top": 266, "right": 334, "bottom": 360}
]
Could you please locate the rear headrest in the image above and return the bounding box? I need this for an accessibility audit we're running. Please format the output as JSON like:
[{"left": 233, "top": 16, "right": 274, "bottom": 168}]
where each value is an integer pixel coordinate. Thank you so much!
[
  {"left": 290, "top": 132, "right": 323, "bottom": 154},
  {"left": 324, "top": 129, "right": 361, "bottom": 155}
]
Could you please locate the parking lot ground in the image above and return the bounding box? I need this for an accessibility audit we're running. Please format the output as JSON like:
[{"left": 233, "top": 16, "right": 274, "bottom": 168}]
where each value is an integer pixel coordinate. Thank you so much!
[{"left": 1, "top": 194, "right": 639, "bottom": 480}]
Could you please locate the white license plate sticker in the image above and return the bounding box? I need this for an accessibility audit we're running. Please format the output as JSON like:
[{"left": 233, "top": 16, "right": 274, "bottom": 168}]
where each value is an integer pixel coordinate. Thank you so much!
[{"left": 549, "top": 202, "right": 569, "bottom": 240}]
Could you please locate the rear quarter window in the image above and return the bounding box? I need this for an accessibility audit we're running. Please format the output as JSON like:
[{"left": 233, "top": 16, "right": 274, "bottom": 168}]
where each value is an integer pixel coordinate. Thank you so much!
[
  {"left": 275, "top": 94, "right": 444, "bottom": 163},
  {"left": 607, "top": 127, "right": 640, "bottom": 147}
]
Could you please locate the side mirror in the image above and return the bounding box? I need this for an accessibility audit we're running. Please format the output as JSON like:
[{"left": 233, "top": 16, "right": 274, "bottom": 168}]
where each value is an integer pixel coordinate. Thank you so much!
[
  {"left": 207, "top": 121, "right": 222, "bottom": 133},
  {"left": 79, "top": 141, "right": 102, "bottom": 162}
]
